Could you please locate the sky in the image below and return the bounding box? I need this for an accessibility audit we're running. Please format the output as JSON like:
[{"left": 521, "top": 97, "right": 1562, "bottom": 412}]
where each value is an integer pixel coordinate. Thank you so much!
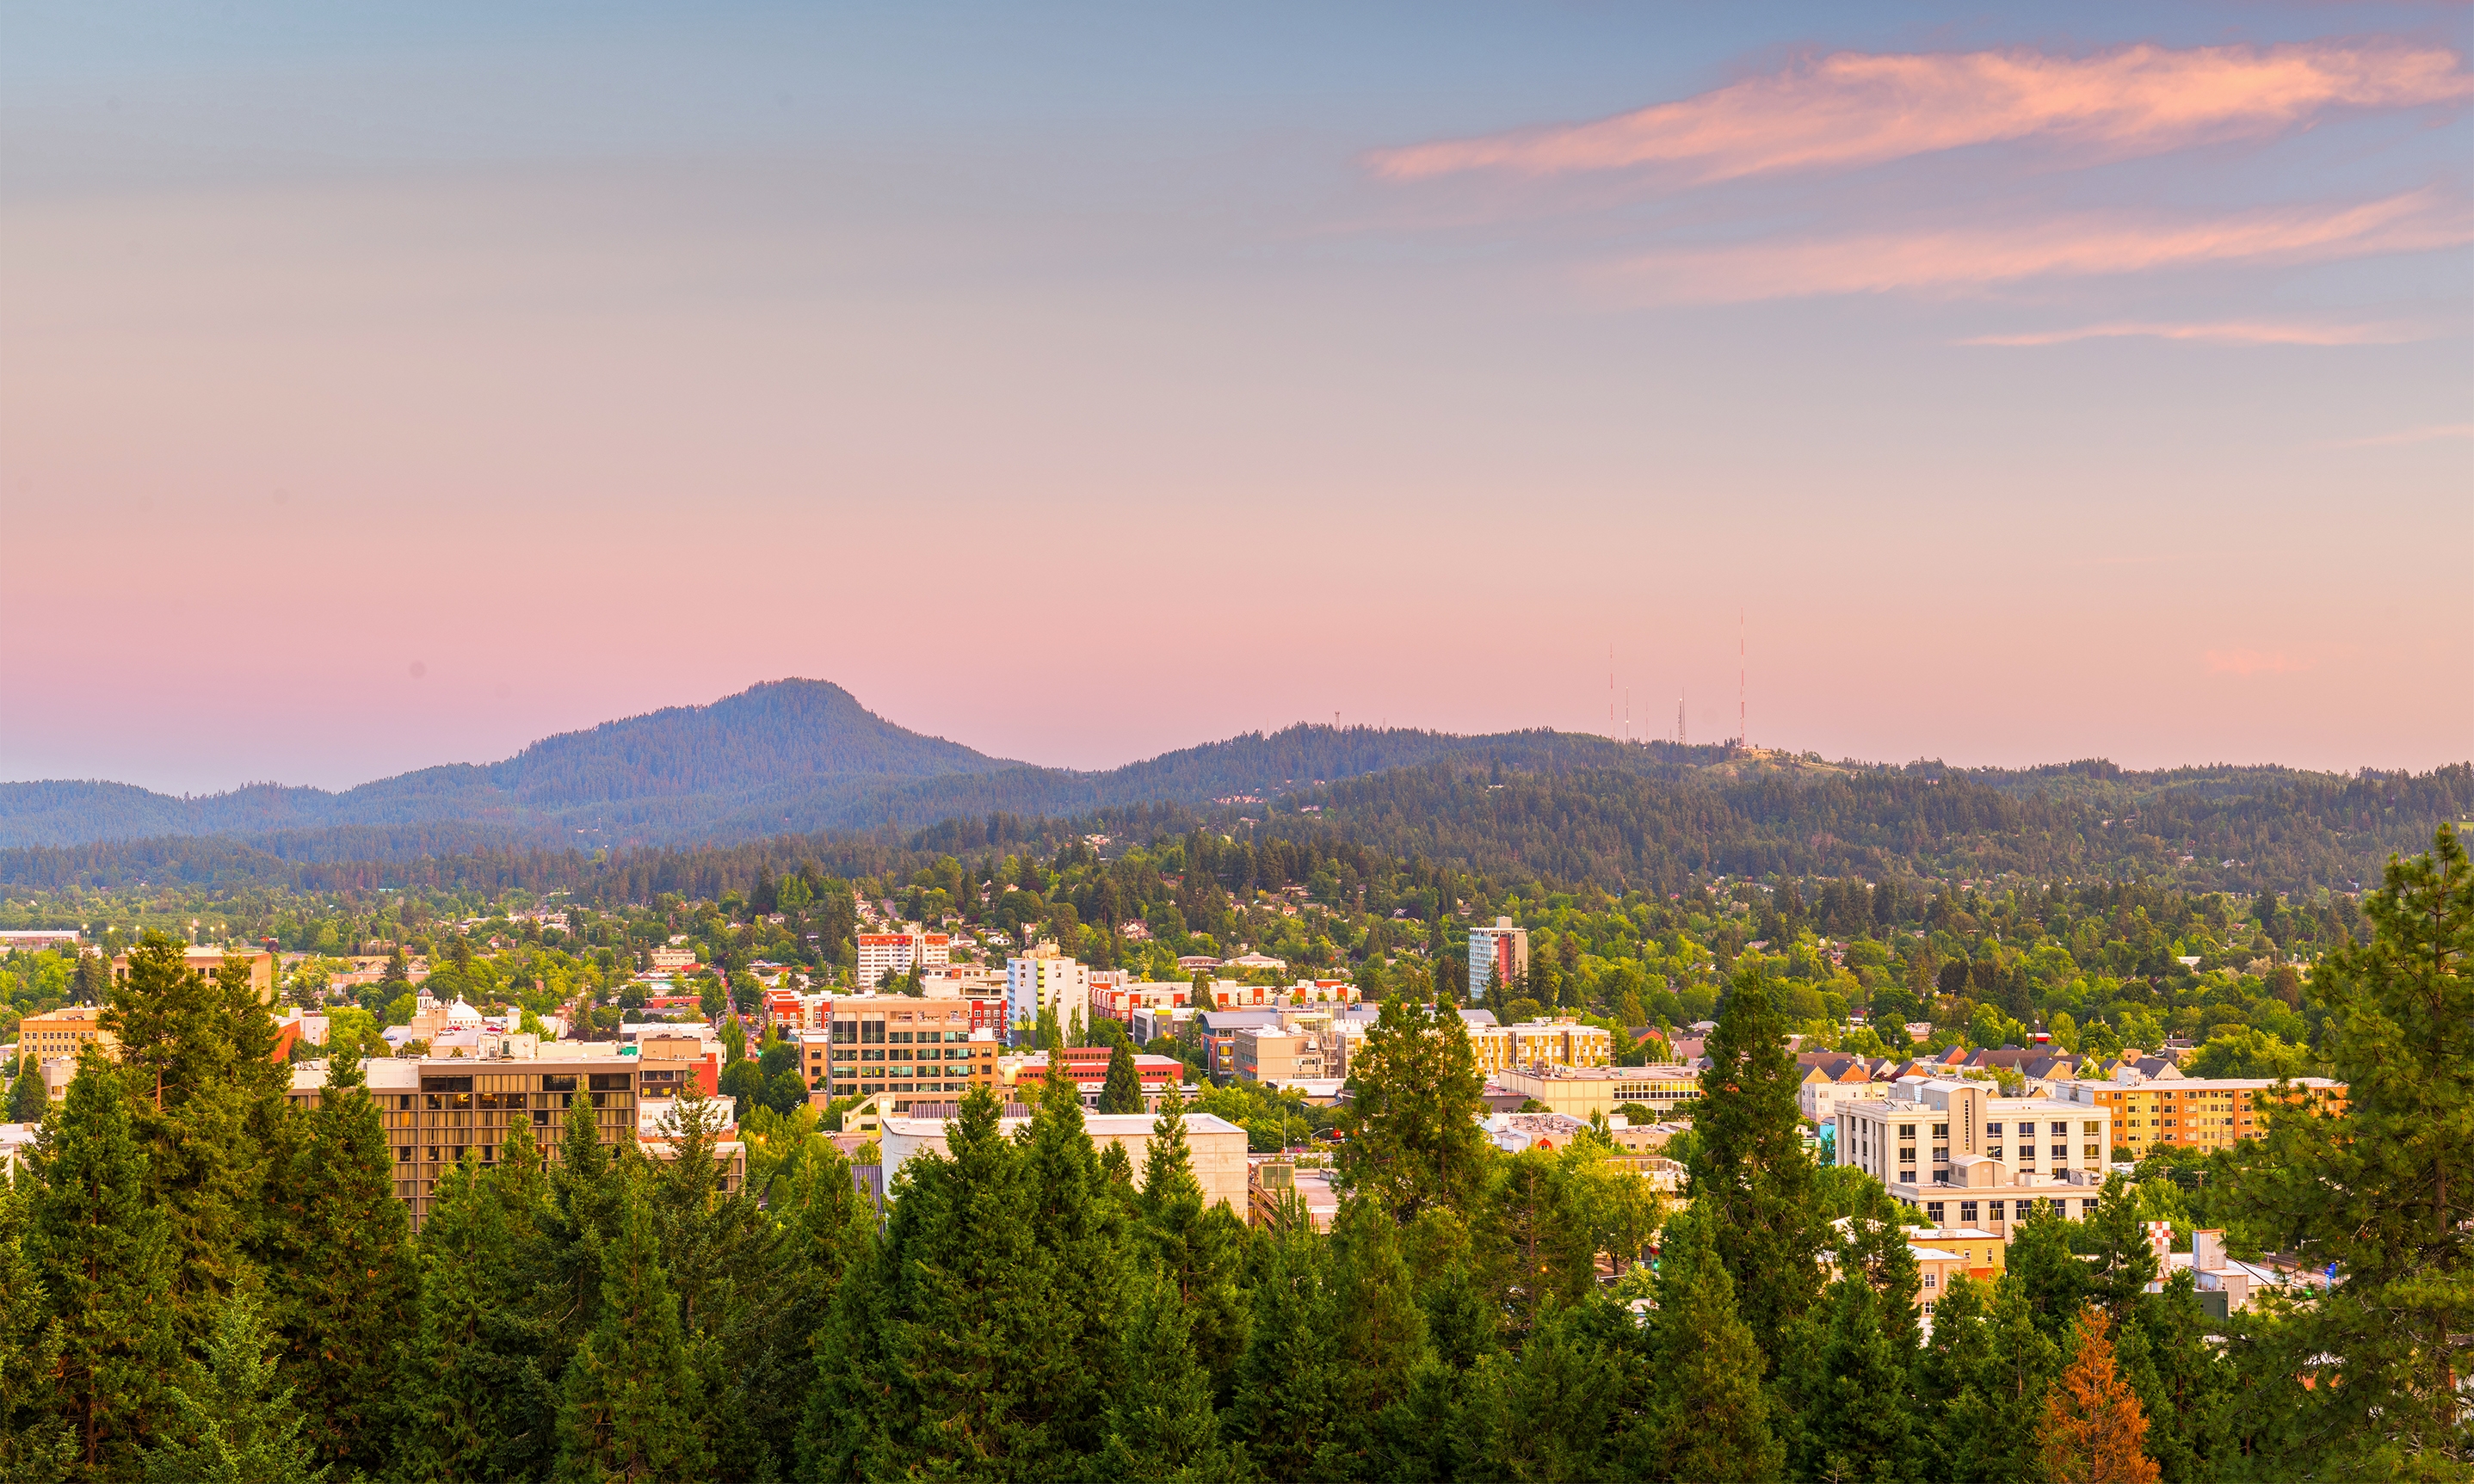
[{"left": 3, "top": 2, "right": 2468, "bottom": 795}]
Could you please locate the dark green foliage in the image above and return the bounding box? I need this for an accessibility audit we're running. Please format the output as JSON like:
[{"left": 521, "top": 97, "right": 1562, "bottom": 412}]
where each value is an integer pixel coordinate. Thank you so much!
[
  {"left": 1225, "top": 1210, "right": 1343, "bottom": 1479},
  {"left": 1779, "top": 1262, "right": 1923, "bottom": 1482},
  {"left": 1638, "top": 1207, "right": 1784, "bottom": 1483},
  {"left": 138, "top": 1296, "right": 328, "bottom": 1484},
  {"left": 1917, "top": 1273, "right": 2058, "bottom": 1484},
  {"left": 268, "top": 1044, "right": 414, "bottom": 1474},
  {"left": 2221, "top": 826, "right": 2474, "bottom": 1475},
  {"left": 1336, "top": 997, "right": 1488, "bottom": 1223},
  {"left": 1097, "top": 1266, "right": 1247, "bottom": 1484},
  {"left": 1138, "top": 1088, "right": 1249, "bottom": 1389},
  {"left": 1099, "top": 1039, "right": 1144, "bottom": 1114},
  {"left": 1687, "top": 970, "right": 1825, "bottom": 1364},
  {"left": 0, "top": 1178, "right": 75, "bottom": 1483},
  {"left": 24, "top": 1050, "right": 175, "bottom": 1479},
  {"left": 554, "top": 1177, "right": 708, "bottom": 1482},
  {"left": 5, "top": 1064, "right": 42, "bottom": 1123}
]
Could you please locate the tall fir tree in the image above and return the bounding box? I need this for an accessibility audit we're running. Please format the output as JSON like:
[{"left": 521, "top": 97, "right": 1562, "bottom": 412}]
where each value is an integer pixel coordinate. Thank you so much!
[
  {"left": 99, "top": 938, "right": 282, "bottom": 1356},
  {"left": 1225, "top": 1210, "right": 1343, "bottom": 1480},
  {"left": 1917, "top": 1274, "right": 2058, "bottom": 1484},
  {"left": 269, "top": 1042, "right": 414, "bottom": 1475},
  {"left": 1095, "top": 1265, "right": 1247, "bottom": 1484},
  {"left": 1098, "top": 1041, "right": 1144, "bottom": 1115},
  {"left": 800, "top": 1084, "right": 1069, "bottom": 1482},
  {"left": 1336, "top": 997, "right": 1488, "bottom": 1224},
  {"left": 2222, "top": 824, "right": 2474, "bottom": 1475},
  {"left": 554, "top": 1176, "right": 708, "bottom": 1484},
  {"left": 24, "top": 1050, "right": 176, "bottom": 1480},
  {"left": 2041, "top": 1306, "right": 2161, "bottom": 1484},
  {"left": 1685, "top": 969, "right": 1825, "bottom": 1364},
  {"left": 0, "top": 1177, "right": 75, "bottom": 1482},
  {"left": 1641, "top": 1208, "right": 1783, "bottom": 1484},
  {"left": 393, "top": 1146, "right": 562, "bottom": 1483},
  {"left": 138, "top": 1296, "right": 328, "bottom": 1484},
  {"left": 1779, "top": 1259, "right": 1923, "bottom": 1483},
  {"left": 1138, "top": 1086, "right": 1249, "bottom": 1391}
]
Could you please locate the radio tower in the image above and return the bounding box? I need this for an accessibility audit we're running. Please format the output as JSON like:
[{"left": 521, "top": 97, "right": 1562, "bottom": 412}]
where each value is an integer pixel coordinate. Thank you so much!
[
  {"left": 1608, "top": 642, "right": 1615, "bottom": 741},
  {"left": 1676, "top": 693, "right": 1686, "bottom": 748},
  {"left": 1737, "top": 608, "right": 1747, "bottom": 748}
]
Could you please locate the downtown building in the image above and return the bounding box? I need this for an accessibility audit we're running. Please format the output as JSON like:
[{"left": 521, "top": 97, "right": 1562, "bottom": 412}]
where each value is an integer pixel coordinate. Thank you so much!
[{"left": 1838, "top": 1075, "right": 2113, "bottom": 1240}]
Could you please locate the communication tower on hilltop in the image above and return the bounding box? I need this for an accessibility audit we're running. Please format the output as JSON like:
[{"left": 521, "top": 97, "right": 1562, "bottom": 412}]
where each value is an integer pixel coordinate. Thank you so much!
[{"left": 1738, "top": 609, "right": 1748, "bottom": 748}]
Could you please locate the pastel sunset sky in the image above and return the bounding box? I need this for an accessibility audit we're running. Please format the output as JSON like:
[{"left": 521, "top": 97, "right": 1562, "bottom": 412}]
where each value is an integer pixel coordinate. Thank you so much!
[{"left": 3, "top": 2, "right": 2467, "bottom": 793}]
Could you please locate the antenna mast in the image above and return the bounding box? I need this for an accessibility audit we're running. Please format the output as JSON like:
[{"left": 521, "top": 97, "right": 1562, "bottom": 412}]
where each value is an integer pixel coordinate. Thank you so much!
[{"left": 1738, "top": 609, "right": 1747, "bottom": 748}]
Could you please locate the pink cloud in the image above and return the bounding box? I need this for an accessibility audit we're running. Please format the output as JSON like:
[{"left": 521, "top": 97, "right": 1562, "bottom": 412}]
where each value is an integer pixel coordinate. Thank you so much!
[
  {"left": 1371, "top": 40, "right": 2472, "bottom": 183},
  {"left": 1960, "top": 319, "right": 2432, "bottom": 347},
  {"left": 1617, "top": 189, "right": 2472, "bottom": 300}
]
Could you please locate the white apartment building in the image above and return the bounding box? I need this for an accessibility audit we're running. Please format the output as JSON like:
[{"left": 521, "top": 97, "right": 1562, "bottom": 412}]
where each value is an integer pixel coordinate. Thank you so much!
[
  {"left": 1839, "top": 1076, "right": 2113, "bottom": 1239},
  {"left": 1005, "top": 941, "right": 1089, "bottom": 1031},
  {"left": 857, "top": 926, "right": 952, "bottom": 987},
  {"left": 1465, "top": 917, "right": 1530, "bottom": 1000}
]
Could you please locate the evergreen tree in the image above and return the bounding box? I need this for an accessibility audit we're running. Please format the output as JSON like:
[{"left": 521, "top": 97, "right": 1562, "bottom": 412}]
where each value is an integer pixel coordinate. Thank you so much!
[
  {"left": 1641, "top": 1209, "right": 1782, "bottom": 1484},
  {"left": 1336, "top": 997, "right": 1487, "bottom": 1224},
  {"left": 1138, "top": 1087, "right": 1249, "bottom": 1389},
  {"left": 2040, "top": 1306, "right": 2160, "bottom": 1484},
  {"left": 1096, "top": 1266, "right": 1247, "bottom": 1484},
  {"left": 1686, "top": 970, "right": 1824, "bottom": 1364},
  {"left": 1099, "top": 1041, "right": 1144, "bottom": 1114},
  {"left": 1780, "top": 1262, "right": 1922, "bottom": 1483},
  {"left": 800, "top": 1085, "right": 1075, "bottom": 1482},
  {"left": 555, "top": 1178, "right": 708, "bottom": 1483},
  {"left": 2222, "top": 824, "right": 2474, "bottom": 1475},
  {"left": 2117, "top": 1277, "right": 2231, "bottom": 1484},
  {"left": 1478, "top": 1148, "right": 1595, "bottom": 1339},
  {"left": 5, "top": 1063, "right": 43, "bottom": 1124},
  {"left": 393, "top": 1145, "right": 561, "bottom": 1483},
  {"left": 1458, "top": 1293, "right": 1638, "bottom": 1483},
  {"left": 0, "top": 1179, "right": 74, "bottom": 1483},
  {"left": 99, "top": 938, "right": 279, "bottom": 1355},
  {"left": 1918, "top": 1273, "right": 2057, "bottom": 1484},
  {"left": 24, "top": 1050, "right": 175, "bottom": 1479},
  {"left": 139, "top": 1296, "right": 328, "bottom": 1484},
  {"left": 1225, "top": 1211, "right": 1343, "bottom": 1479},
  {"left": 270, "top": 1044, "right": 413, "bottom": 1474}
]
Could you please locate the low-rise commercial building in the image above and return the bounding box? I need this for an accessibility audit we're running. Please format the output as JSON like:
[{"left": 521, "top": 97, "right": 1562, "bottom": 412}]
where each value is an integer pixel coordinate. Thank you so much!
[
  {"left": 1234, "top": 1026, "right": 1325, "bottom": 1086},
  {"left": 15, "top": 1005, "right": 114, "bottom": 1068},
  {"left": 2051, "top": 1068, "right": 2346, "bottom": 1156},
  {"left": 1840, "top": 1077, "right": 2113, "bottom": 1239},
  {"left": 812, "top": 996, "right": 1001, "bottom": 1105},
  {"left": 1496, "top": 1064, "right": 1698, "bottom": 1120},
  {"left": 111, "top": 946, "right": 275, "bottom": 1004}
]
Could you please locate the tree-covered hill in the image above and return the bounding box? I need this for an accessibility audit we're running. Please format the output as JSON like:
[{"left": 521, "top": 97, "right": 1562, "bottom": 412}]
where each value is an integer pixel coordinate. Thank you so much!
[
  {"left": 1256, "top": 755, "right": 2473, "bottom": 902},
  {"left": 0, "top": 679, "right": 1705, "bottom": 852}
]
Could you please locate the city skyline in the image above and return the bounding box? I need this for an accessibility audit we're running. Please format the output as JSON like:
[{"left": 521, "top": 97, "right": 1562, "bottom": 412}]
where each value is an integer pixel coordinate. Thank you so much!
[{"left": 4, "top": 2, "right": 2468, "bottom": 793}]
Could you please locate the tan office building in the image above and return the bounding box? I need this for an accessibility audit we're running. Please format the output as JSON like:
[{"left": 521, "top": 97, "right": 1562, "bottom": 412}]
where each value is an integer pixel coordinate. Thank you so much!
[
  {"left": 1496, "top": 1063, "right": 1698, "bottom": 1119},
  {"left": 291, "top": 1050, "right": 728, "bottom": 1230},
  {"left": 1840, "top": 1076, "right": 2113, "bottom": 1239},
  {"left": 15, "top": 1005, "right": 116, "bottom": 1067},
  {"left": 112, "top": 946, "right": 276, "bottom": 1004}
]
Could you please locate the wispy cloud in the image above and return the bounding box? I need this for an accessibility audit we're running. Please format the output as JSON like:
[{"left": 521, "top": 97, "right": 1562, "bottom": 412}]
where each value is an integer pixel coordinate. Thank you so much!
[
  {"left": 1372, "top": 40, "right": 2471, "bottom": 184},
  {"left": 1961, "top": 319, "right": 2432, "bottom": 347},
  {"left": 1615, "top": 189, "right": 2472, "bottom": 301},
  {"left": 2315, "top": 422, "right": 2474, "bottom": 447}
]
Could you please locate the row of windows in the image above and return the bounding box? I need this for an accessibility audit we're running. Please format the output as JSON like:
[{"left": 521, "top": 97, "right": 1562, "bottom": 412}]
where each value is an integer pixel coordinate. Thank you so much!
[{"left": 1889, "top": 1120, "right": 2098, "bottom": 1138}]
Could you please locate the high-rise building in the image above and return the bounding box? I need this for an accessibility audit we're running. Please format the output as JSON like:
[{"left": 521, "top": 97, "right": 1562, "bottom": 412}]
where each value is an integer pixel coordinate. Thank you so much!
[
  {"left": 1005, "top": 941, "right": 1089, "bottom": 1031},
  {"left": 856, "top": 925, "right": 952, "bottom": 987},
  {"left": 1465, "top": 917, "right": 1529, "bottom": 1000}
]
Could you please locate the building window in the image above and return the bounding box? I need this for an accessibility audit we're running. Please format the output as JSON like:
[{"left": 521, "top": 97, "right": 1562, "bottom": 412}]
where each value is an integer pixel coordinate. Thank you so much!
[
  {"left": 2051, "top": 1145, "right": 2068, "bottom": 1161},
  {"left": 1925, "top": 1202, "right": 1945, "bottom": 1224},
  {"left": 1897, "top": 1124, "right": 1916, "bottom": 1139},
  {"left": 1922, "top": 1272, "right": 1937, "bottom": 1289},
  {"left": 2049, "top": 1122, "right": 2068, "bottom": 1136},
  {"left": 1959, "top": 1201, "right": 1978, "bottom": 1224},
  {"left": 1988, "top": 1201, "right": 2005, "bottom": 1221}
]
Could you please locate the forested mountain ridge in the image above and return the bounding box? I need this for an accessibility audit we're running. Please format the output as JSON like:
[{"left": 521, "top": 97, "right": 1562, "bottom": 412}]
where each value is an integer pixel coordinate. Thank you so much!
[
  {"left": 1257, "top": 756, "right": 2473, "bottom": 901},
  {"left": 0, "top": 679, "right": 1700, "bottom": 851}
]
